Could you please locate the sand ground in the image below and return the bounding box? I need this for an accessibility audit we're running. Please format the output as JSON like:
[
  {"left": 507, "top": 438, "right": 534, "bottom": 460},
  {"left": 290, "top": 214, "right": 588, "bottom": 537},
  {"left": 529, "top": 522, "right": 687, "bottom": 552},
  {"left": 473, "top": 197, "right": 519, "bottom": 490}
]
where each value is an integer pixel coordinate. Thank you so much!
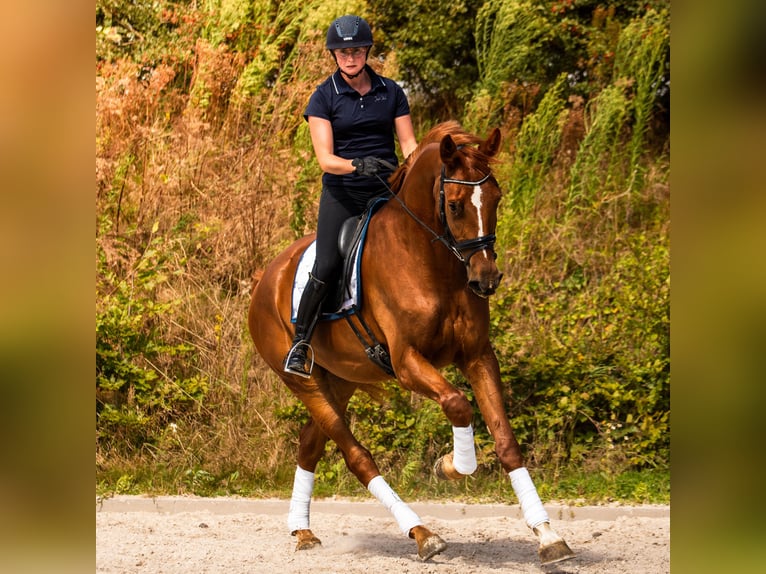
[{"left": 96, "top": 496, "right": 669, "bottom": 573}]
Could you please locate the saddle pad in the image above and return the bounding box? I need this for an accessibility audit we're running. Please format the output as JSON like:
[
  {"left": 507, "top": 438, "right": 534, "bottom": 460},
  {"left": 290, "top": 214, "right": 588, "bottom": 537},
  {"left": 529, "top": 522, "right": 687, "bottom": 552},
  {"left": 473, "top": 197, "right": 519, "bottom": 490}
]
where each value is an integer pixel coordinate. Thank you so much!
[
  {"left": 291, "top": 238, "right": 362, "bottom": 322},
  {"left": 291, "top": 197, "right": 387, "bottom": 323}
]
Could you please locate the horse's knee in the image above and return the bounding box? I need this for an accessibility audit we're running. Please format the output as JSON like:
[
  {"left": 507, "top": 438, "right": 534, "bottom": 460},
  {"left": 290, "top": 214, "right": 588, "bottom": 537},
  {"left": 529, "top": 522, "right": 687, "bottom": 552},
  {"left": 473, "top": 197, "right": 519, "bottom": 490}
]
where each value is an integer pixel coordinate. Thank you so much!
[{"left": 439, "top": 391, "right": 473, "bottom": 427}]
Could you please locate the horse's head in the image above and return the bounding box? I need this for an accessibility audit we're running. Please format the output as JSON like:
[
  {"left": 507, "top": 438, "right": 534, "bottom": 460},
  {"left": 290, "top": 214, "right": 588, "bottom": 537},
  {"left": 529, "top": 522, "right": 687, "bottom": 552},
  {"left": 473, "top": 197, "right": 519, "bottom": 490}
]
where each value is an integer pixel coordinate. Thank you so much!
[{"left": 438, "top": 128, "right": 504, "bottom": 298}]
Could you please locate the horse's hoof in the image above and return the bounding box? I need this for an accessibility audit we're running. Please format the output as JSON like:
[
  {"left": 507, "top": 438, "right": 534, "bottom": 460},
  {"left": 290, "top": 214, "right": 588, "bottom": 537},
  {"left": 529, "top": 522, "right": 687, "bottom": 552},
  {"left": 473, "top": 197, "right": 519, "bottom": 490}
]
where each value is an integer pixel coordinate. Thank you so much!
[
  {"left": 417, "top": 534, "right": 448, "bottom": 561},
  {"left": 539, "top": 539, "right": 575, "bottom": 565},
  {"left": 433, "top": 452, "right": 462, "bottom": 481},
  {"left": 294, "top": 529, "right": 322, "bottom": 551}
]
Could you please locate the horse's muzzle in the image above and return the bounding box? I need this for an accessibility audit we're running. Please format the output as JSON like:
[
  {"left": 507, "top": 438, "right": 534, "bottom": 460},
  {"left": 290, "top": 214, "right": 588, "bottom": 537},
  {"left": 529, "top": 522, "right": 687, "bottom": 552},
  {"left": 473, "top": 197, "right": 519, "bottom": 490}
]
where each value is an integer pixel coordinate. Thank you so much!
[{"left": 468, "top": 272, "right": 503, "bottom": 298}]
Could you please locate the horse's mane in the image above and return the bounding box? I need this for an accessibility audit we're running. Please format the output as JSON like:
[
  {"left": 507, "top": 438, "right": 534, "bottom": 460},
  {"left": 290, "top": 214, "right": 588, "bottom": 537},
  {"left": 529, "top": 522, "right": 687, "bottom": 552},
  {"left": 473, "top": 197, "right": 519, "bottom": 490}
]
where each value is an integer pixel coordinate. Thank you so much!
[{"left": 388, "top": 120, "right": 494, "bottom": 193}]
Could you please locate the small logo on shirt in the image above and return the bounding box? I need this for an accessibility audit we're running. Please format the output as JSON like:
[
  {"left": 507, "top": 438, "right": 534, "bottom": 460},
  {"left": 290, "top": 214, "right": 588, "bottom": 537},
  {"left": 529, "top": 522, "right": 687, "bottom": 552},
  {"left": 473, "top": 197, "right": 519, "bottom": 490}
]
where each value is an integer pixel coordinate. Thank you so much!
[{"left": 373, "top": 94, "right": 388, "bottom": 103}]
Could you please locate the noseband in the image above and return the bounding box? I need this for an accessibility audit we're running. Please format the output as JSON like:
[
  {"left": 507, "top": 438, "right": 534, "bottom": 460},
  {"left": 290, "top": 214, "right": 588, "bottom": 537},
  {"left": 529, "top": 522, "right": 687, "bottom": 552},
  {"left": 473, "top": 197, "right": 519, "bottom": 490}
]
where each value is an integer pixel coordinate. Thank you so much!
[{"left": 437, "top": 165, "right": 497, "bottom": 266}]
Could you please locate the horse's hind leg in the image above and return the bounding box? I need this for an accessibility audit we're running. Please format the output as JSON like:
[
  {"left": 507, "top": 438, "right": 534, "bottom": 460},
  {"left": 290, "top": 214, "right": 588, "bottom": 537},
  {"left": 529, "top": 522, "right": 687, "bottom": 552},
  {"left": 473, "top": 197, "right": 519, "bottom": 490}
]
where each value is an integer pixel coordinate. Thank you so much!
[
  {"left": 289, "top": 375, "right": 446, "bottom": 561},
  {"left": 287, "top": 378, "right": 356, "bottom": 551},
  {"left": 287, "top": 418, "right": 328, "bottom": 551}
]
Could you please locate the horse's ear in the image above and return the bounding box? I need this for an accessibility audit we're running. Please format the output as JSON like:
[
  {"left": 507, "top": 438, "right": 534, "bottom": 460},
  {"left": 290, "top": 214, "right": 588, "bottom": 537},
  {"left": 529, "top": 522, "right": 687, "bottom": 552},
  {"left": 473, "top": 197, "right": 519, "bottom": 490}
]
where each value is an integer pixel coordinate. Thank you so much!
[
  {"left": 479, "top": 128, "right": 502, "bottom": 158},
  {"left": 440, "top": 134, "right": 459, "bottom": 168}
]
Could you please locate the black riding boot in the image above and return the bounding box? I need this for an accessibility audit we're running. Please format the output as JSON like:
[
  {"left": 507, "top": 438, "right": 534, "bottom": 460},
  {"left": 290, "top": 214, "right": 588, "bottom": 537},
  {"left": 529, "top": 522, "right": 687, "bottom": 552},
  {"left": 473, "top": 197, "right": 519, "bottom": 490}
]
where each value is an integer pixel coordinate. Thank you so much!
[{"left": 284, "top": 273, "right": 328, "bottom": 378}]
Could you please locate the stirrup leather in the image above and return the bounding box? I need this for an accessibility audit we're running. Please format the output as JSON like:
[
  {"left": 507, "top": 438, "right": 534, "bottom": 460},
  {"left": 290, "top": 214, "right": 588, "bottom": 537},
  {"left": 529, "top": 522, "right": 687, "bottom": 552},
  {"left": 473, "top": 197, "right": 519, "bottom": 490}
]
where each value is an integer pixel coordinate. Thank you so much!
[{"left": 284, "top": 340, "right": 315, "bottom": 378}]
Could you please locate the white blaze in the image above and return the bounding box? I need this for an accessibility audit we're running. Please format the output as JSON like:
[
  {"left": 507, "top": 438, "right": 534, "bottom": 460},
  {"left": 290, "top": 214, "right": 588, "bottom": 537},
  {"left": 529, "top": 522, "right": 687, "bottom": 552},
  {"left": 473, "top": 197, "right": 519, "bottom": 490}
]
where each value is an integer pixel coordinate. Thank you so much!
[
  {"left": 471, "top": 185, "right": 489, "bottom": 257},
  {"left": 471, "top": 185, "right": 484, "bottom": 236}
]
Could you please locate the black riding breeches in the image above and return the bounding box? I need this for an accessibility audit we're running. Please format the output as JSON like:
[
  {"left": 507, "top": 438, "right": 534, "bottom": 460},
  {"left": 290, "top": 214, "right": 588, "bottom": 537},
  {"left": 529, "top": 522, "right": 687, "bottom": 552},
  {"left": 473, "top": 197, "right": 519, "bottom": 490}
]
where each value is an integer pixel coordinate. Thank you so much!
[{"left": 311, "top": 187, "right": 374, "bottom": 284}]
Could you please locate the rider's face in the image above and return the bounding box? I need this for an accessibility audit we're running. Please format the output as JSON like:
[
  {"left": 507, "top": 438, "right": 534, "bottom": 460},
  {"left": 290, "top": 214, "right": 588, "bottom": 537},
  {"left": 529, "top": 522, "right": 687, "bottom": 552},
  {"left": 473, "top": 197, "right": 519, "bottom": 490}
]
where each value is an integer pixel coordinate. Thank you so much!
[{"left": 333, "top": 47, "right": 368, "bottom": 73}]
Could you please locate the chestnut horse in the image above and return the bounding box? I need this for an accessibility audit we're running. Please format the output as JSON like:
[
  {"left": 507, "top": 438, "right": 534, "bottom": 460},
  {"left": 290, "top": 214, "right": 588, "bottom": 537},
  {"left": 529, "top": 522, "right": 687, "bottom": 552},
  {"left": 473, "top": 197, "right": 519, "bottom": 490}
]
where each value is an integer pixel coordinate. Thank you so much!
[{"left": 248, "top": 122, "right": 574, "bottom": 564}]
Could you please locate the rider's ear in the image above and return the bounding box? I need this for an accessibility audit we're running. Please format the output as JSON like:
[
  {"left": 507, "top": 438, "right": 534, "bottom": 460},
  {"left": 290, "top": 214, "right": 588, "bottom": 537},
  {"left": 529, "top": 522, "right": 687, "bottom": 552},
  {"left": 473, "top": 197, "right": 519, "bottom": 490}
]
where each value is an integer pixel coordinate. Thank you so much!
[{"left": 440, "top": 134, "right": 459, "bottom": 169}]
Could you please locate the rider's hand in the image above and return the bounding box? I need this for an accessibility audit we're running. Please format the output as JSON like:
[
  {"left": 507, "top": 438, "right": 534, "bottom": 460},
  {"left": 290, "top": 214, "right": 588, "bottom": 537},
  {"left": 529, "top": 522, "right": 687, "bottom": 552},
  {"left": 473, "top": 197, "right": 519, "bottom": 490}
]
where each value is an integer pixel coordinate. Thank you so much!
[{"left": 352, "top": 157, "right": 384, "bottom": 177}]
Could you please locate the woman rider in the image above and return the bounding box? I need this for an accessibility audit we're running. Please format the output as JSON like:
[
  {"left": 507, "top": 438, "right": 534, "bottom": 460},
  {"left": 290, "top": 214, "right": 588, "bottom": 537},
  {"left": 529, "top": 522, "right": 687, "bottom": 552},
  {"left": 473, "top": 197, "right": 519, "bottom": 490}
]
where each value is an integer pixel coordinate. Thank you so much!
[{"left": 284, "top": 15, "right": 418, "bottom": 377}]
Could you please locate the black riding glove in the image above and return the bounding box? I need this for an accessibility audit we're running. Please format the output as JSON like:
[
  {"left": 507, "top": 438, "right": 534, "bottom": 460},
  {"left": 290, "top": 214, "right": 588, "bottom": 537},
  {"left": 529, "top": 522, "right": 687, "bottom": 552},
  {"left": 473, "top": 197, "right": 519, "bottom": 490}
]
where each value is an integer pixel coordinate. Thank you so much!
[{"left": 352, "top": 156, "right": 384, "bottom": 177}]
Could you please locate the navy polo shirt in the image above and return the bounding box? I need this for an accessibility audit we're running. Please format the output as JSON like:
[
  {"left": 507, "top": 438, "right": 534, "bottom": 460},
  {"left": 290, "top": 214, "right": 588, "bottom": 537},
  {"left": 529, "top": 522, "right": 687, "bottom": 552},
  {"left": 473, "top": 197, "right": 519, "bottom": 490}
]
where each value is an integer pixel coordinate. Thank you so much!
[{"left": 304, "top": 65, "right": 410, "bottom": 195}]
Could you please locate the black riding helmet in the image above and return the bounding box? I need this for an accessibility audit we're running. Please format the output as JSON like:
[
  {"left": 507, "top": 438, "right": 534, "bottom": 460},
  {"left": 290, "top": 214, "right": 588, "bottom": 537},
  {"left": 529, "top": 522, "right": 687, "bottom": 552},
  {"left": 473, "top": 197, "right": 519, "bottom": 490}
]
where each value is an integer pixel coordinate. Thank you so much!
[{"left": 326, "top": 15, "right": 373, "bottom": 50}]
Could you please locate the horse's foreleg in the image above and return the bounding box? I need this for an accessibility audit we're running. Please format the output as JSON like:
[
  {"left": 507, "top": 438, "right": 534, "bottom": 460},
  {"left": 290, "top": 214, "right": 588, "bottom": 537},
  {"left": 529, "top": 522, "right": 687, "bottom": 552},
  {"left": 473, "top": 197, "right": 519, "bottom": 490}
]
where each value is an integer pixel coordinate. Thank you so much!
[
  {"left": 433, "top": 425, "right": 477, "bottom": 479},
  {"left": 509, "top": 467, "right": 574, "bottom": 564},
  {"left": 398, "top": 349, "right": 477, "bottom": 480},
  {"left": 463, "top": 352, "right": 575, "bottom": 565}
]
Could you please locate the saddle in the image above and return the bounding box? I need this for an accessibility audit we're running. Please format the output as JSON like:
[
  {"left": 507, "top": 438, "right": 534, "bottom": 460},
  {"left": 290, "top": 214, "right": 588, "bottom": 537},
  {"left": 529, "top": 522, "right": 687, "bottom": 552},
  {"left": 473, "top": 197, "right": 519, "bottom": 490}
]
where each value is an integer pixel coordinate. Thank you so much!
[
  {"left": 323, "top": 196, "right": 388, "bottom": 314},
  {"left": 291, "top": 197, "right": 395, "bottom": 377}
]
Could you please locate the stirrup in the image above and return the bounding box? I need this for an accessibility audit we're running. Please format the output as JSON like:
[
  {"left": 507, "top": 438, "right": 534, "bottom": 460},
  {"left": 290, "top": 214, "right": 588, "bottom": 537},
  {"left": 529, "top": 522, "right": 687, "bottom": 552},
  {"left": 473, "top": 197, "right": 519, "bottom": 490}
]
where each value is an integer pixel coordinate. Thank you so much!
[{"left": 283, "top": 341, "right": 315, "bottom": 379}]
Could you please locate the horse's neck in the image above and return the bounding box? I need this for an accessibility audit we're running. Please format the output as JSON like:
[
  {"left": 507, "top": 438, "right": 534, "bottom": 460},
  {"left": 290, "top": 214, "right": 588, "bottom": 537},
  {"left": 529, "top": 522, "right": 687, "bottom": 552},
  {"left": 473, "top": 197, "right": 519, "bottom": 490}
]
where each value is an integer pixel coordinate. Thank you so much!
[
  {"left": 398, "top": 150, "right": 441, "bottom": 225},
  {"left": 392, "top": 185, "right": 439, "bottom": 252}
]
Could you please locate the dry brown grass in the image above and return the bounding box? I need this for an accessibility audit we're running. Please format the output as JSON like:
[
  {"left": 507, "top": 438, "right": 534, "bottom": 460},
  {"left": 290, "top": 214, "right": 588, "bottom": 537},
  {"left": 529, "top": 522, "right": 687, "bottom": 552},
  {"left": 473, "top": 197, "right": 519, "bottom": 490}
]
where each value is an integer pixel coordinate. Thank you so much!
[{"left": 96, "top": 34, "right": 339, "bottom": 488}]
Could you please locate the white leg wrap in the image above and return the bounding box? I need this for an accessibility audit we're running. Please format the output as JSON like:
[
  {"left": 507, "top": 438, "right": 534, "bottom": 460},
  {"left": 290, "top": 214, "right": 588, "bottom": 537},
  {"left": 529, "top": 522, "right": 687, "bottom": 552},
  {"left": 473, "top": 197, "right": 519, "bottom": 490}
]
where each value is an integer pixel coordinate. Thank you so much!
[
  {"left": 287, "top": 466, "right": 314, "bottom": 534},
  {"left": 452, "top": 424, "right": 477, "bottom": 475},
  {"left": 509, "top": 467, "right": 549, "bottom": 530},
  {"left": 367, "top": 475, "right": 423, "bottom": 536}
]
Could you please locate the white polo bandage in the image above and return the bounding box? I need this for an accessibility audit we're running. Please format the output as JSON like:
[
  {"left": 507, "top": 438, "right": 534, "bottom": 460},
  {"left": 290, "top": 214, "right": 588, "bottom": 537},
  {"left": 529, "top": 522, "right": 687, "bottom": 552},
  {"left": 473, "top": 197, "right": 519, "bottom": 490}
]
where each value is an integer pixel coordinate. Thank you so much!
[
  {"left": 287, "top": 466, "right": 314, "bottom": 533},
  {"left": 509, "top": 466, "right": 549, "bottom": 529},
  {"left": 367, "top": 475, "right": 423, "bottom": 535},
  {"left": 452, "top": 424, "right": 477, "bottom": 474}
]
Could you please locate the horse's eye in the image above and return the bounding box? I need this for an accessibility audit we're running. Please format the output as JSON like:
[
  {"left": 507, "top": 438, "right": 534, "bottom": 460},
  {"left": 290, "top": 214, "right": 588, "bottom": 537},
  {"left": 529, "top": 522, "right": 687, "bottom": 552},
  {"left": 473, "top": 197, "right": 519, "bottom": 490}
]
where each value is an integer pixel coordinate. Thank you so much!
[{"left": 448, "top": 201, "right": 461, "bottom": 215}]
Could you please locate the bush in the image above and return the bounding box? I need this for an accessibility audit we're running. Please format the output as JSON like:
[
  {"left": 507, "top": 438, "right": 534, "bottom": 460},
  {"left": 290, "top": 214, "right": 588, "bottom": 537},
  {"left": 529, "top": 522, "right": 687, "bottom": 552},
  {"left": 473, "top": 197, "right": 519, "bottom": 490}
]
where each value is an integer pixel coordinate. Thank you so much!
[{"left": 96, "top": 223, "right": 209, "bottom": 454}]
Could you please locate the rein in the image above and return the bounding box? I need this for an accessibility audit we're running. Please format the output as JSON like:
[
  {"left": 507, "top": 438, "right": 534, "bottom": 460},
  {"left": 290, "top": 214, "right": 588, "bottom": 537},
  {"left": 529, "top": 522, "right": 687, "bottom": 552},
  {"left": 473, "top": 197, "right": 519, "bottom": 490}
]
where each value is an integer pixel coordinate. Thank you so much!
[{"left": 374, "top": 162, "right": 497, "bottom": 267}]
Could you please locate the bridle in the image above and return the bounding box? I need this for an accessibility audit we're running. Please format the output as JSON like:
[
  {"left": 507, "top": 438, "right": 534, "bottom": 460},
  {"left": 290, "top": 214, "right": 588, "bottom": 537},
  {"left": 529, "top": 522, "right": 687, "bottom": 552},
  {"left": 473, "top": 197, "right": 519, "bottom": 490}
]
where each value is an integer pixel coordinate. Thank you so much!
[
  {"left": 437, "top": 165, "right": 497, "bottom": 265},
  {"left": 376, "top": 160, "right": 498, "bottom": 268}
]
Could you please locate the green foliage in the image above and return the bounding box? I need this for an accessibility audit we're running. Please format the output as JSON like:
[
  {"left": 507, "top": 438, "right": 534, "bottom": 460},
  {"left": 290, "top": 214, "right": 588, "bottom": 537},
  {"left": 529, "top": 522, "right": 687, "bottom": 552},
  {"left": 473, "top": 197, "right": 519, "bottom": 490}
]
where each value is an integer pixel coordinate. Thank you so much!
[
  {"left": 97, "top": 222, "right": 209, "bottom": 453},
  {"left": 567, "top": 8, "right": 669, "bottom": 208},
  {"left": 567, "top": 82, "right": 632, "bottom": 206},
  {"left": 507, "top": 73, "right": 569, "bottom": 216},
  {"left": 539, "top": 467, "right": 670, "bottom": 504},
  {"left": 490, "top": 230, "right": 669, "bottom": 472},
  {"left": 289, "top": 122, "right": 320, "bottom": 235},
  {"left": 469, "top": 0, "right": 669, "bottom": 140},
  {"left": 217, "top": 0, "right": 304, "bottom": 95},
  {"left": 96, "top": 0, "right": 203, "bottom": 64},
  {"left": 371, "top": 0, "right": 484, "bottom": 116},
  {"left": 95, "top": 0, "right": 670, "bottom": 502},
  {"left": 476, "top": 0, "right": 565, "bottom": 95},
  {"left": 612, "top": 8, "right": 670, "bottom": 185}
]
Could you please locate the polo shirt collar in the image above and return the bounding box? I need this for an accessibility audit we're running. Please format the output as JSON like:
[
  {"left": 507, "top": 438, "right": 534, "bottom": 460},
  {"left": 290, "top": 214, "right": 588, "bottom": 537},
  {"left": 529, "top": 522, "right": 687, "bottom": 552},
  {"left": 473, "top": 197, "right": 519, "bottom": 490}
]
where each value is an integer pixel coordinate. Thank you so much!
[{"left": 330, "top": 65, "right": 386, "bottom": 95}]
